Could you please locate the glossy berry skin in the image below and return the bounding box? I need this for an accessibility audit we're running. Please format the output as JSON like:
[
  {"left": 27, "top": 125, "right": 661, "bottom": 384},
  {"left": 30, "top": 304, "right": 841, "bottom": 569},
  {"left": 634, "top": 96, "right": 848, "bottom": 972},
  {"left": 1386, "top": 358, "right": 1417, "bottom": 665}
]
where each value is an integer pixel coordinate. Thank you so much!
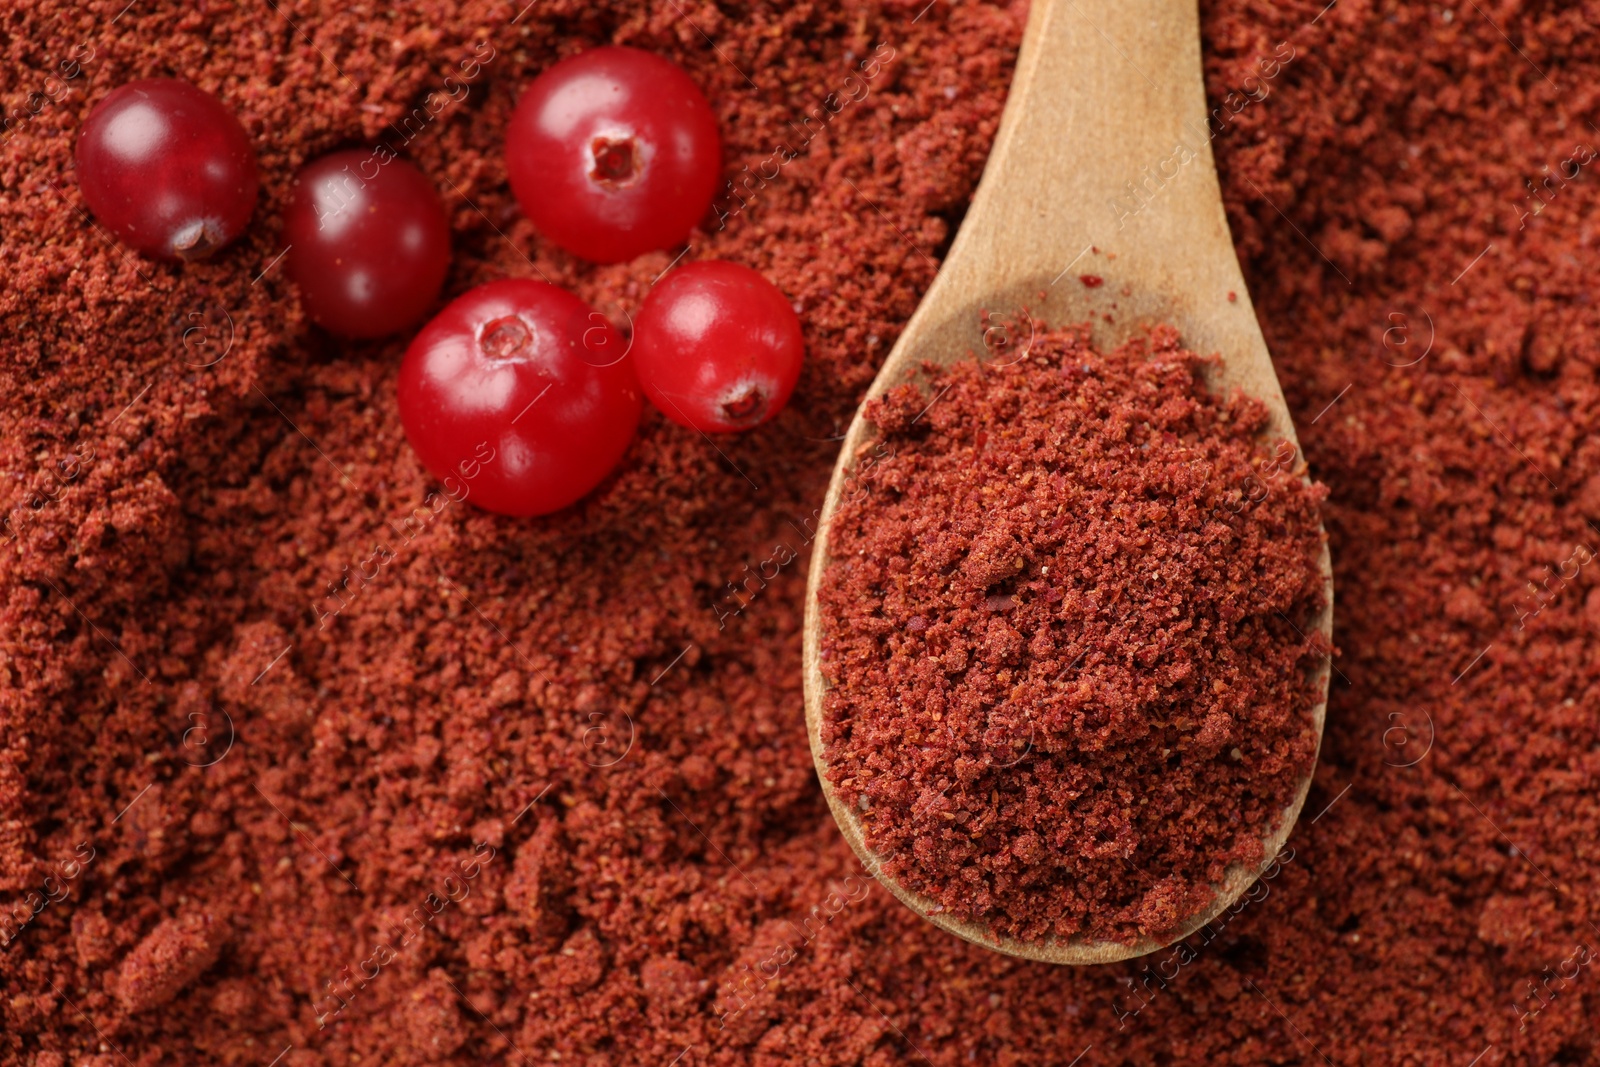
[
  {"left": 75, "top": 79, "right": 257, "bottom": 260},
  {"left": 506, "top": 46, "right": 721, "bottom": 264},
  {"left": 285, "top": 150, "right": 451, "bottom": 338},
  {"left": 398, "top": 279, "right": 642, "bottom": 517},
  {"left": 632, "top": 261, "right": 804, "bottom": 433}
]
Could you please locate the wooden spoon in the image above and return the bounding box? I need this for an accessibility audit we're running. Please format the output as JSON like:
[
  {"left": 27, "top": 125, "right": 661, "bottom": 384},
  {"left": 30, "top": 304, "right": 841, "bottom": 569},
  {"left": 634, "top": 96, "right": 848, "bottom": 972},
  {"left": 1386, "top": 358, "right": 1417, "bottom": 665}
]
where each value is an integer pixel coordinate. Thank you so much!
[{"left": 801, "top": 0, "right": 1334, "bottom": 964}]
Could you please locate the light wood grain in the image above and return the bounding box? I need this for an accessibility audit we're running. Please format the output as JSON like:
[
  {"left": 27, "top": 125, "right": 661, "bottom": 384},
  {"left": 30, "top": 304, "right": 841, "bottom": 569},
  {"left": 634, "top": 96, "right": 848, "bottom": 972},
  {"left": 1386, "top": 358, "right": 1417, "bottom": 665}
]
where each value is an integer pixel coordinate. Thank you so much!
[{"left": 801, "top": 0, "right": 1334, "bottom": 964}]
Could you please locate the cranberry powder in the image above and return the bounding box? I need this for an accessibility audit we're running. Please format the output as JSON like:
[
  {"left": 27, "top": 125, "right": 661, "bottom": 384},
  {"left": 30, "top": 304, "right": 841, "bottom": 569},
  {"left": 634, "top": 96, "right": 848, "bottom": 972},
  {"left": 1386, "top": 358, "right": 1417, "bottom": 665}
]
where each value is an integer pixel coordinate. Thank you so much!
[{"left": 819, "top": 329, "right": 1328, "bottom": 945}]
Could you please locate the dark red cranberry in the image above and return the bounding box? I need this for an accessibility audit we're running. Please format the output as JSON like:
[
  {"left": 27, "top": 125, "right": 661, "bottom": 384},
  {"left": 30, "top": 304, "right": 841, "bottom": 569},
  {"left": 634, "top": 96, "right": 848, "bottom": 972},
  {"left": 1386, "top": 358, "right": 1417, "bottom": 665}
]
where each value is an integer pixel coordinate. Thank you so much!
[
  {"left": 284, "top": 150, "right": 451, "bottom": 338},
  {"left": 75, "top": 78, "right": 258, "bottom": 260}
]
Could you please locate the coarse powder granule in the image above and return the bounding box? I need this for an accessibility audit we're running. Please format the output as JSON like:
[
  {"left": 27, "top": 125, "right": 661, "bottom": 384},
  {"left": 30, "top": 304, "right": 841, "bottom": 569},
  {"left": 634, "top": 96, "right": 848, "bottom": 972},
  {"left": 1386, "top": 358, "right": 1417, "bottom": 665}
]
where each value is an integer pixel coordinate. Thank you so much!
[
  {"left": 818, "top": 329, "right": 1327, "bottom": 946},
  {"left": 3, "top": 0, "right": 1600, "bottom": 1064}
]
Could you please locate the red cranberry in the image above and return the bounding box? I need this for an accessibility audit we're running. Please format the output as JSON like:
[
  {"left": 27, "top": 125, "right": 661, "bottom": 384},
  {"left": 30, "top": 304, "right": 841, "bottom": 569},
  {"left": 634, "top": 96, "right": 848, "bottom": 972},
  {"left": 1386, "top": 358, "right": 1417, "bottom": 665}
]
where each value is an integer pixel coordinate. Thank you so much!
[
  {"left": 75, "top": 78, "right": 258, "bottom": 260},
  {"left": 631, "top": 261, "right": 804, "bottom": 433},
  {"left": 505, "top": 46, "right": 722, "bottom": 264},
  {"left": 284, "top": 150, "right": 451, "bottom": 338},
  {"left": 398, "top": 279, "right": 642, "bottom": 516}
]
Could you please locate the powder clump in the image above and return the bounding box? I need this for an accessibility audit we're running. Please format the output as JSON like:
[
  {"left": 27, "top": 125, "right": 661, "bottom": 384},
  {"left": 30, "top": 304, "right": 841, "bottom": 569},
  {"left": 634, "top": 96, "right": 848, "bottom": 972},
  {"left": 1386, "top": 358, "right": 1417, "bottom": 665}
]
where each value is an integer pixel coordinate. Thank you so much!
[
  {"left": 112, "top": 910, "right": 227, "bottom": 1015},
  {"left": 819, "top": 326, "right": 1328, "bottom": 944}
]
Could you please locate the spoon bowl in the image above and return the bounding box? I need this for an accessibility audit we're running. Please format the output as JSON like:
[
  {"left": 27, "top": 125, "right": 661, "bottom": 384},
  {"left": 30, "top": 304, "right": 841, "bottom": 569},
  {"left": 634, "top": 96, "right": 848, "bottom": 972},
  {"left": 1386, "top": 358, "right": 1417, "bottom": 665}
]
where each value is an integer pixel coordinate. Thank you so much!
[{"left": 801, "top": 0, "right": 1334, "bottom": 964}]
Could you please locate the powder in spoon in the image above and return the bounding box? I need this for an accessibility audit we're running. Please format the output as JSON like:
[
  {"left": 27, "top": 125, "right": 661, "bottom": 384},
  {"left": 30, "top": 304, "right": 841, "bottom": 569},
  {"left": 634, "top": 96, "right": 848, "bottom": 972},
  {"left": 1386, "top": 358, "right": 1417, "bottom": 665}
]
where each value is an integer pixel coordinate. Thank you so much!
[{"left": 817, "top": 325, "right": 1329, "bottom": 945}]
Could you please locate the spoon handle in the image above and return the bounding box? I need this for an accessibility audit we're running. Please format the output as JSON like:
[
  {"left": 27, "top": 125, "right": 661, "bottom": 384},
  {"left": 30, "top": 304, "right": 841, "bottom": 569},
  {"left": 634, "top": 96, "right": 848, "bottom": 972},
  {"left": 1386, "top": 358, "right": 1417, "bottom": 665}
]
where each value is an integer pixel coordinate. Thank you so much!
[{"left": 888, "top": 0, "right": 1293, "bottom": 441}]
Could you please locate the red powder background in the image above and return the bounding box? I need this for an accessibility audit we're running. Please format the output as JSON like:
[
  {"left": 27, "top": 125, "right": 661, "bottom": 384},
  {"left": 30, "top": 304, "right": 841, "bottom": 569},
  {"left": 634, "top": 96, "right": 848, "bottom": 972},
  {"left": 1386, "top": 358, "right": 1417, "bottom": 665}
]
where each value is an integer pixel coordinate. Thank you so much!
[{"left": 2, "top": 0, "right": 1598, "bottom": 1064}]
